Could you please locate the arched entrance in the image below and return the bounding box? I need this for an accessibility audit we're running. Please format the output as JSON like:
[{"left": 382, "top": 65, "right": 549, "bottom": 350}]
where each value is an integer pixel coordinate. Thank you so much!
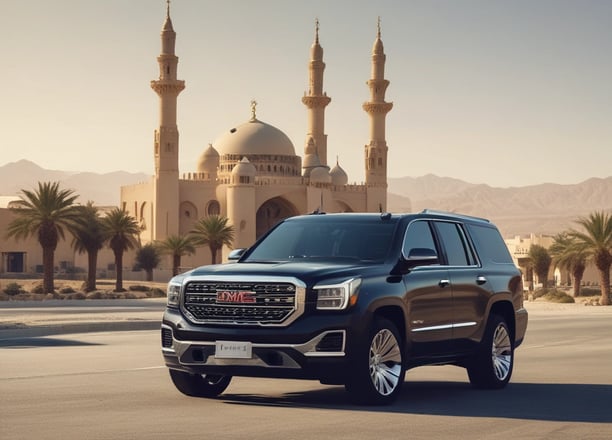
[
  {"left": 256, "top": 197, "right": 299, "bottom": 239},
  {"left": 334, "top": 200, "right": 354, "bottom": 212}
]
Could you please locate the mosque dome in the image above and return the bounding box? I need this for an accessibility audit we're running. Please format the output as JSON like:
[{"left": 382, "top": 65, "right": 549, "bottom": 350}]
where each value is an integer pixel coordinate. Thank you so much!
[
  {"left": 214, "top": 118, "right": 296, "bottom": 157},
  {"left": 231, "top": 157, "right": 257, "bottom": 178},
  {"left": 309, "top": 166, "right": 331, "bottom": 184},
  {"left": 196, "top": 144, "right": 220, "bottom": 173},
  {"left": 330, "top": 161, "right": 348, "bottom": 186}
]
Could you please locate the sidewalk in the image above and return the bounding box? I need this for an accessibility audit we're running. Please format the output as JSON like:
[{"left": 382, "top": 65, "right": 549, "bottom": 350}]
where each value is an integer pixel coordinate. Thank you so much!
[{"left": 0, "top": 298, "right": 166, "bottom": 339}]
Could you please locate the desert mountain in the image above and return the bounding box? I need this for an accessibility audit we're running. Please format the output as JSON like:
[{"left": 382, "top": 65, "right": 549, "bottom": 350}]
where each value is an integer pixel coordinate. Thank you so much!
[
  {"left": 0, "top": 160, "right": 150, "bottom": 206},
  {"left": 1, "top": 160, "right": 610, "bottom": 237},
  {"left": 387, "top": 174, "right": 612, "bottom": 236}
]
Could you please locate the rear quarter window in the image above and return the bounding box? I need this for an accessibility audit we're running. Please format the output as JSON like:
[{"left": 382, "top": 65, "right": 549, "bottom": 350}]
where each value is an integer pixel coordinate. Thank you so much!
[{"left": 466, "top": 223, "right": 514, "bottom": 265}]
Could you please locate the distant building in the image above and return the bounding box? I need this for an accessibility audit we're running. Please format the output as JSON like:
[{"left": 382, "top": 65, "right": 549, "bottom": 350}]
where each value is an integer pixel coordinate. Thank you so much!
[
  {"left": 120, "top": 7, "right": 392, "bottom": 269},
  {"left": 505, "top": 233, "right": 599, "bottom": 290},
  {"left": 0, "top": 6, "right": 392, "bottom": 279}
]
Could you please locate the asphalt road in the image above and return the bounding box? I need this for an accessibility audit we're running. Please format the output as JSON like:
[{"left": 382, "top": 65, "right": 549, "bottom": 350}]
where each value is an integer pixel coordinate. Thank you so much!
[{"left": 1, "top": 305, "right": 611, "bottom": 440}]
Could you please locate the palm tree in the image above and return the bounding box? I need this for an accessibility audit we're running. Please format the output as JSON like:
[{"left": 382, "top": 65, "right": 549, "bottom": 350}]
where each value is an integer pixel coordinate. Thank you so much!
[
  {"left": 569, "top": 211, "right": 612, "bottom": 306},
  {"left": 72, "top": 202, "right": 106, "bottom": 292},
  {"left": 5, "top": 182, "right": 81, "bottom": 293},
  {"left": 156, "top": 234, "right": 197, "bottom": 276},
  {"left": 135, "top": 243, "right": 161, "bottom": 282},
  {"left": 102, "top": 208, "right": 140, "bottom": 291},
  {"left": 190, "top": 215, "right": 235, "bottom": 265},
  {"left": 528, "top": 244, "right": 552, "bottom": 289},
  {"left": 549, "top": 232, "right": 587, "bottom": 297}
]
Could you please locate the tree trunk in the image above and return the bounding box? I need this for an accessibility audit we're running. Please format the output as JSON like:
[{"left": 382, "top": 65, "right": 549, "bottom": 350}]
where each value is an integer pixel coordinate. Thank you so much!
[
  {"left": 210, "top": 246, "right": 218, "bottom": 265},
  {"left": 573, "top": 274, "right": 582, "bottom": 297},
  {"left": 572, "top": 264, "right": 585, "bottom": 298},
  {"left": 146, "top": 269, "right": 153, "bottom": 282},
  {"left": 114, "top": 250, "right": 124, "bottom": 292},
  {"left": 173, "top": 254, "right": 180, "bottom": 276},
  {"left": 599, "top": 267, "right": 610, "bottom": 306},
  {"left": 86, "top": 250, "right": 98, "bottom": 292},
  {"left": 537, "top": 270, "right": 548, "bottom": 289},
  {"left": 42, "top": 245, "right": 55, "bottom": 294}
]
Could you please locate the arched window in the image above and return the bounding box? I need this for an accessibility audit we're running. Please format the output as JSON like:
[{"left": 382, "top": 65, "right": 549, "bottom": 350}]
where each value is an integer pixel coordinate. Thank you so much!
[{"left": 206, "top": 200, "right": 221, "bottom": 216}]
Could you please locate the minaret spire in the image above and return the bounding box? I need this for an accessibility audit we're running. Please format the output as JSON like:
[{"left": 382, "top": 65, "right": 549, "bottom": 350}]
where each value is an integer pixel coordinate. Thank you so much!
[
  {"left": 150, "top": 2, "right": 185, "bottom": 240},
  {"left": 363, "top": 18, "right": 392, "bottom": 210},
  {"left": 302, "top": 18, "right": 331, "bottom": 169}
]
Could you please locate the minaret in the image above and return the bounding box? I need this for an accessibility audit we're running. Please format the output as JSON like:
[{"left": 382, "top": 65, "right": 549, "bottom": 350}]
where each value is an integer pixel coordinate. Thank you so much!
[
  {"left": 302, "top": 19, "right": 331, "bottom": 167},
  {"left": 363, "top": 18, "right": 392, "bottom": 211},
  {"left": 150, "top": 1, "right": 185, "bottom": 239}
]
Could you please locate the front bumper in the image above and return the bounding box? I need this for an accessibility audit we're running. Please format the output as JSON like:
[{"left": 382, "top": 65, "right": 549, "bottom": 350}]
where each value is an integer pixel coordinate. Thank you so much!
[{"left": 161, "top": 307, "right": 365, "bottom": 384}]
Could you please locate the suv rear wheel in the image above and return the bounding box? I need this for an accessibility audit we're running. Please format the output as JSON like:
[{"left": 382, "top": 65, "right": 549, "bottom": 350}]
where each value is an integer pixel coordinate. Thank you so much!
[
  {"left": 169, "top": 369, "right": 232, "bottom": 397},
  {"left": 467, "top": 314, "right": 514, "bottom": 389},
  {"left": 346, "top": 317, "right": 404, "bottom": 405}
]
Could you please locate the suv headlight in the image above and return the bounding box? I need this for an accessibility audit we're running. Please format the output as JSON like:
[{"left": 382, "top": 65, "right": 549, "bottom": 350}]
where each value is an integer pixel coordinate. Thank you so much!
[
  {"left": 167, "top": 283, "right": 181, "bottom": 308},
  {"left": 314, "top": 278, "right": 362, "bottom": 310}
]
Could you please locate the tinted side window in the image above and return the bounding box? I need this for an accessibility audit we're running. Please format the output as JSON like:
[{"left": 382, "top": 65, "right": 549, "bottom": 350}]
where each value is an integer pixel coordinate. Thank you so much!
[
  {"left": 466, "top": 224, "right": 514, "bottom": 264},
  {"left": 402, "top": 221, "right": 437, "bottom": 257},
  {"left": 434, "top": 221, "right": 472, "bottom": 266}
]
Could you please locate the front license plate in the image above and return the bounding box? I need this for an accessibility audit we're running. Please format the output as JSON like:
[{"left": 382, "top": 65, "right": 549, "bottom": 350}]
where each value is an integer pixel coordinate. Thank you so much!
[{"left": 215, "top": 341, "right": 252, "bottom": 359}]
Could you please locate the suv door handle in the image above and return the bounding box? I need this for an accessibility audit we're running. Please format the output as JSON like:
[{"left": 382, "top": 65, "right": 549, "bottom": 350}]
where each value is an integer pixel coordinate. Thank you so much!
[
  {"left": 476, "top": 276, "right": 487, "bottom": 285},
  {"left": 439, "top": 279, "right": 450, "bottom": 288}
]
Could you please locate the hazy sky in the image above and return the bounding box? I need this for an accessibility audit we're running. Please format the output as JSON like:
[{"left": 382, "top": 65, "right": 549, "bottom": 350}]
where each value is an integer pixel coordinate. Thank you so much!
[{"left": 2, "top": 0, "right": 611, "bottom": 187}]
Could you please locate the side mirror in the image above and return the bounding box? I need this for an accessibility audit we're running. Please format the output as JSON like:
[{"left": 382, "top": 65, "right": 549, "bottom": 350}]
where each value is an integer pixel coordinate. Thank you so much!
[
  {"left": 227, "top": 248, "right": 247, "bottom": 261},
  {"left": 392, "top": 248, "right": 439, "bottom": 275},
  {"left": 406, "top": 247, "right": 438, "bottom": 262}
]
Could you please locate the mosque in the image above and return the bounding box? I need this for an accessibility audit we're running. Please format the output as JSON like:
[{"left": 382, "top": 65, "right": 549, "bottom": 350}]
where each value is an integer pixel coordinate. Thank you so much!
[{"left": 120, "top": 4, "right": 393, "bottom": 265}]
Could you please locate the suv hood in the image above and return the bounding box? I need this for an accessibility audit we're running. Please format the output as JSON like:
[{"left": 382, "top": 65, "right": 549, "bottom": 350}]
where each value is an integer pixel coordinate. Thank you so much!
[{"left": 182, "top": 260, "right": 382, "bottom": 286}]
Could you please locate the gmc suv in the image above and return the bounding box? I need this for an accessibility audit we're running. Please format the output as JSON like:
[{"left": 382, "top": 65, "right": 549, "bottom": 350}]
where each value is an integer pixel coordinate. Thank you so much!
[{"left": 161, "top": 210, "right": 528, "bottom": 405}]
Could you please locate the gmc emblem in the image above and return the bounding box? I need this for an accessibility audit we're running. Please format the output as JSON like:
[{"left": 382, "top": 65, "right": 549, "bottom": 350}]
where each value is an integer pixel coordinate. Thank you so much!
[{"left": 216, "top": 290, "right": 256, "bottom": 304}]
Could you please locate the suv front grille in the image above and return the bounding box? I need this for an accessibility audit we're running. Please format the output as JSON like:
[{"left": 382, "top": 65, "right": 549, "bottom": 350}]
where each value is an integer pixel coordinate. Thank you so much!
[{"left": 182, "top": 281, "right": 299, "bottom": 325}]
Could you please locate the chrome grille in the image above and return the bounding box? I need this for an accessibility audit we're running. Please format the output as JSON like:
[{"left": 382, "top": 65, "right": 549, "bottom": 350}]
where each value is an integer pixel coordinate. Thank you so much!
[{"left": 183, "top": 281, "right": 298, "bottom": 325}]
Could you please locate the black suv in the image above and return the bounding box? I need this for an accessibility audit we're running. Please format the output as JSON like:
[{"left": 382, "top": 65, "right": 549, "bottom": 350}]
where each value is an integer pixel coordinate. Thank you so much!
[{"left": 161, "top": 210, "right": 528, "bottom": 405}]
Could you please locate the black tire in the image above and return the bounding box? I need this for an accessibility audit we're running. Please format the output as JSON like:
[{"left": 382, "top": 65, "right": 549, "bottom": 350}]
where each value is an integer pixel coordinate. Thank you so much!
[
  {"left": 467, "top": 314, "right": 514, "bottom": 389},
  {"left": 169, "top": 369, "right": 232, "bottom": 398},
  {"left": 345, "top": 317, "right": 404, "bottom": 405}
]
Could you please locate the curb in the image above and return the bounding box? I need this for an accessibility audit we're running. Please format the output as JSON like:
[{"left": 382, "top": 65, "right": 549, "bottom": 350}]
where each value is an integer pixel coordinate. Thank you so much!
[{"left": 0, "top": 320, "right": 161, "bottom": 340}]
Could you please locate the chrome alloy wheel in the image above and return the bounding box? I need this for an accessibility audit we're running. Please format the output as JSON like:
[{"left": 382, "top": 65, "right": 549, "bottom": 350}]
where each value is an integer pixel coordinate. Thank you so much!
[
  {"left": 368, "top": 329, "right": 402, "bottom": 396},
  {"left": 491, "top": 323, "right": 512, "bottom": 381}
]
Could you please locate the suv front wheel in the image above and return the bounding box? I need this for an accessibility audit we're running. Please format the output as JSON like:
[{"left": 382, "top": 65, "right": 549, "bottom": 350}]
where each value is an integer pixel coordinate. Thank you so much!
[
  {"left": 467, "top": 314, "right": 514, "bottom": 389},
  {"left": 169, "top": 369, "right": 232, "bottom": 397},
  {"left": 345, "top": 317, "right": 404, "bottom": 405}
]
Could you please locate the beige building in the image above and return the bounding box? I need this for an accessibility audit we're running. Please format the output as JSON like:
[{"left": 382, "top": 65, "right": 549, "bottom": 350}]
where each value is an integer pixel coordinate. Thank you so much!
[
  {"left": 505, "top": 233, "right": 600, "bottom": 290},
  {"left": 0, "top": 8, "right": 392, "bottom": 280},
  {"left": 120, "top": 9, "right": 393, "bottom": 270}
]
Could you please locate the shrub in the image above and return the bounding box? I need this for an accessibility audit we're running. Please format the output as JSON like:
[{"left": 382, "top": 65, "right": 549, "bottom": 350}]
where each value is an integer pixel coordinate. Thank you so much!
[
  {"left": 59, "top": 287, "right": 75, "bottom": 294},
  {"left": 581, "top": 287, "right": 601, "bottom": 297},
  {"left": 3, "top": 282, "right": 24, "bottom": 296},
  {"left": 149, "top": 287, "right": 166, "bottom": 298},
  {"left": 542, "top": 289, "right": 575, "bottom": 303},
  {"left": 532, "top": 288, "right": 549, "bottom": 299},
  {"left": 129, "top": 285, "right": 150, "bottom": 292},
  {"left": 86, "top": 290, "right": 104, "bottom": 299},
  {"left": 31, "top": 284, "right": 45, "bottom": 294}
]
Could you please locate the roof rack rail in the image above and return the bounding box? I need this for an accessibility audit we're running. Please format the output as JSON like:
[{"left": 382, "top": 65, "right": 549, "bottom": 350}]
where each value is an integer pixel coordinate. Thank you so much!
[
  {"left": 419, "top": 209, "right": 490, "bottom": 223},
  {"left": 309, "top": 209, "right": 326, "bottom": 215}
]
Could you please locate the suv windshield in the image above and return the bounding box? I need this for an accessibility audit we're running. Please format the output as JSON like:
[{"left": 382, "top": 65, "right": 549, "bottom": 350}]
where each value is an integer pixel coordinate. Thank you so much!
[{"left": 244, "top": 218, "right": 398, "bottom": 263}]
